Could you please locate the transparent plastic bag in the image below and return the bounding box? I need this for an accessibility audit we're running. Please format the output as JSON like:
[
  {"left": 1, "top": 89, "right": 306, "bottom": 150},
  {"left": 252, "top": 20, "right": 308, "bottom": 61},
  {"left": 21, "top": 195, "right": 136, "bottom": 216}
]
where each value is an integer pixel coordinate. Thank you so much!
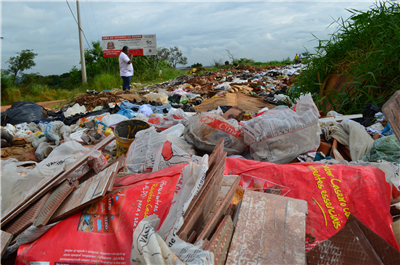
[
  {"left": 243, "top": 93, "right": 320, "bottom": 163},
  {"left": 184, "top": 112, "right": 246, "bottom": 155}
]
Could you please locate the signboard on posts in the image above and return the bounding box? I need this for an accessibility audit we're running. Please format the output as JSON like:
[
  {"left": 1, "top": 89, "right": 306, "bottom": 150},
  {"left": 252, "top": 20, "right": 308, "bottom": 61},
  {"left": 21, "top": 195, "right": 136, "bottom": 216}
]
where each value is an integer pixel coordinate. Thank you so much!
[{"left": 102, "top": 34, "right": 157, "bottom": 58}]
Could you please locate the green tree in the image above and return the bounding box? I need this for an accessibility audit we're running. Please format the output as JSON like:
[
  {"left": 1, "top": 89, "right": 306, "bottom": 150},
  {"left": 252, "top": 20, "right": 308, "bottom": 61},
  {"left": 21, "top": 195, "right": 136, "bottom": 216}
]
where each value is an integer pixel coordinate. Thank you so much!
[
  {"left": 6, "top": 49, "right": 38, "bottom": 82},
  {"left": 167, "top": 46, "right": 187, "bottom": 69},
  {"left": 191, "top": 62, "right": 203, "bottom": 68},
  {"left": 155, "top": 45, "right": 171, "bottom": 69}
]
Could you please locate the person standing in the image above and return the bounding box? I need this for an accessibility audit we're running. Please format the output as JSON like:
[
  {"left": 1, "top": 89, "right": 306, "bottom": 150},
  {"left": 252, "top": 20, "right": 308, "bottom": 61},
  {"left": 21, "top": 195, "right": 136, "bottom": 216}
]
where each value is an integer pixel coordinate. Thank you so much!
[
  {"left": 294, "top": 53, "right": 299, "bottom": 64},
  {"left": 119, "top": 46, "right": 133, "bottom": 91}
]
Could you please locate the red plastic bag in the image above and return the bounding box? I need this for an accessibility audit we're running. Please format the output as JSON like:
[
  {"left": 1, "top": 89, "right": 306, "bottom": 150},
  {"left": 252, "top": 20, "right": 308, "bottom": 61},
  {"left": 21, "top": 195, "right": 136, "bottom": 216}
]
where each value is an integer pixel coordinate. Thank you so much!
[
  {"left": 16, "top": 164, "right": 187, "bottom": 265},
  {"left": 224, "top": 158, "right": 399, "bottom": 251}
]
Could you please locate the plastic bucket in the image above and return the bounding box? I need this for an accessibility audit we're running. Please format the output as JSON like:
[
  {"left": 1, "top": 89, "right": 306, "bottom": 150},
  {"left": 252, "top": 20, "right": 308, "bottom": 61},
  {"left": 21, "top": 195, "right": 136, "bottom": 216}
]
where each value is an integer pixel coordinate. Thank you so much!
[{"left": 114, "top": 120, "right": 150, "bottom": 158}]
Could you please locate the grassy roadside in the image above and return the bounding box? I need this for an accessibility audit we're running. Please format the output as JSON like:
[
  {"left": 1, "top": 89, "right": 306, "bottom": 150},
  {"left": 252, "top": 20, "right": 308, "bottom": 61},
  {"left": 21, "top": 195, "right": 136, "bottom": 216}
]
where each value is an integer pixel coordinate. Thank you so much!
[
  {"left": 0, "top": 67, "right": 186, "bottom": 106},
  {"left": 1, "top": 58, "right": 292, "bottom": 106}
]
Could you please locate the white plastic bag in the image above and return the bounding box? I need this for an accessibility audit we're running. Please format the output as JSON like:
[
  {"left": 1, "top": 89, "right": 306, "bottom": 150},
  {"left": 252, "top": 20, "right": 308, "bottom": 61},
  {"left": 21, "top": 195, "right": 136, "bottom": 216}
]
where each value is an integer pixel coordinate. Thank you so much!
[
  {"left": 157, "top": 156, "right": 214, "bottom": 264},
  {"left": 131, "top": 216, "right": 184, "bottom": 265},
  {"left": 184, "top": 112, "right": 246, "bottom": 155},
  {"left": 125, "top": 127, "right": 197, "bottom": 174},
  {"left": 148, "top": 109, "right": 189, "bottom": 132},
  {"left": 243, "top": 93, "right": 320, "bottom": 163},
  {"left": 64, "top": 103, "right": 86, "bottom": 117},
  {"left": 101, "top": 114, "right": 128, "bottom": 126}
]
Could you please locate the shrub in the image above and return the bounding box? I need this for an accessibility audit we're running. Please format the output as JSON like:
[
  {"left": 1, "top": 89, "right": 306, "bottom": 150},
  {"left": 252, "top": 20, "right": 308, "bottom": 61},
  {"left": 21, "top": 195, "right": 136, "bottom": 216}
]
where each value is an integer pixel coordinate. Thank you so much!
[{"left": 292, "top": 1, "right": 400, "bottom": 114}]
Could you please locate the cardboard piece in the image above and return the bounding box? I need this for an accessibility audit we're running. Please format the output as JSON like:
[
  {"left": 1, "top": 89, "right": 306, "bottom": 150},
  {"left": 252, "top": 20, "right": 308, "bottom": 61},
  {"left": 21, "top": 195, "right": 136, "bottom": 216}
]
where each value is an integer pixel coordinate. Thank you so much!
[
  {"left": 205, "top": 215, "right": 234, "bottom": 265},
  {"left": 226, "top": 190, "right": 308, "bottom": 265},
  {"left": 49, "top": 161, "right": 120, "bottom": 223},
  {"left": 382, "top": 90, "right": 400, "bottom": 141},
  {"left": 1, "top": 230, "right": 13, "bottom": 258},
  {"left": 194, "top": 92, "right": 275, "bottom": 113},
  {"left": 1, "top": 134, "right": 116, "bottom": 226}
]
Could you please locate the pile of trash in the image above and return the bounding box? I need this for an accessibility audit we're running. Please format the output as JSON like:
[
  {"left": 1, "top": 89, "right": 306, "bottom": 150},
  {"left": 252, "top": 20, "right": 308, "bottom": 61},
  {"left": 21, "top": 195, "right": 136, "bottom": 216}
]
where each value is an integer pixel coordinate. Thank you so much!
[{"left": 1, "top": 64, "right": 400, "bottom": 265}]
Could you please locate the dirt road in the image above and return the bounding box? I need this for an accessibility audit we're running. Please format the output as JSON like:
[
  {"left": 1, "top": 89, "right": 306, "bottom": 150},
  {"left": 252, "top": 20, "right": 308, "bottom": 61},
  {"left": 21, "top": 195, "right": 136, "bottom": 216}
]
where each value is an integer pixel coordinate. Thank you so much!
[{"left": 1, "top": 100, "right": 65, "bottom": 112}]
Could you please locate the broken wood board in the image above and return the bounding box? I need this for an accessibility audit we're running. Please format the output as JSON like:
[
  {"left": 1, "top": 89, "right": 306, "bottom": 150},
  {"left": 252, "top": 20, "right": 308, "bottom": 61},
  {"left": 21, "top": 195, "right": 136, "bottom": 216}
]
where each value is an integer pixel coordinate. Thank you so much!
[
  {"left": 205, "top": 215, "right": 234, "bottom": 265},
  {"left": 194, "top": 92, "right": 275, "bottom": 113},
  {"left": 183, "top": 139, "right": 224, "bottom": 220},
  {"left": 1, "top": 134, "right": 116, "bottom": 226},
  {"left": 3, "top": 192, "right": 50, "bottom": 236},
  {"left": 196, "top": 175, "right": 240, "bottom": 243},
  {"left": 382, "top": 90, "right": 400, "bottom": 142},
  {"left": 307, "top": 216, "right": 385, "bottom": 265},
  {"left": 179, "top": 151, "right": 226, "bottom": 238},
  {"left": 33, "top": 180, "right": 78, "bottom": 228},
  {"left": 49, "top": 161, "right": 120, "bottom": 223},
  {"left": 346, "top": 215, "right": 400, "bottom": 265},
  {"left": 226, "top": 190, "right": 308, "bottom": 265},
  {"left": 1, "top": 230, "right": 13, "bottom": 258}
]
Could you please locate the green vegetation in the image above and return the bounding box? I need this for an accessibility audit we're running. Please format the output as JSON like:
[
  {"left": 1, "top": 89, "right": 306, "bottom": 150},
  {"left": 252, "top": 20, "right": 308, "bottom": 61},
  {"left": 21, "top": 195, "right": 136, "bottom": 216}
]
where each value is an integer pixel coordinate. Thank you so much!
[
  {"left": 190, "top": 63, "right": 203, "bottom": 68},
  {"left": 291, "top": 0, "right": 400, "bottom": 114},
  {"left": 6, "top": 49, "right": 38, "bottom": 82},
  {"left": 1, "top": 42, "right": 188, "bottom": 106}
]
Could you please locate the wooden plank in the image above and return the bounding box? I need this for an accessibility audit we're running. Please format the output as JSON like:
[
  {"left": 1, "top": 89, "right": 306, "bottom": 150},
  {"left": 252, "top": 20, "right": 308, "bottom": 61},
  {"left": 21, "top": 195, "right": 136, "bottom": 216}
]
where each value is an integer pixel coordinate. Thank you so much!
[
  {"left": 33, "top": 180, "right": 78, "bottom": 228},
  {"left": 205, "top": 215, "right": 234, "bottom": 265},
  {"left": 49, "top": 161, "right": 120, "bottom": 223},
  {"left": 201, "top": 175, "right": 239, "bottom": 229},
  {"left": 195, "top": 175, "right": 240, "bottom": 243},
  {"left": 183, "top": 139, "right": 224, "bottom": 220},
  {"left": 1, "top": 230, "right": 13, "bottom": 258},
  {"left": 382, "top": 90, "right": 400, "bottom": 141},
  {"left": 1, "top": 135, "right": 116, "bottom": 226},
  {"left": 3, "top": 192, "right": 50, "bottom": 236},
  {"left": 226, "top": 191, "right": 308, "bottom": 265},
  {"left": 178, "top": 152, "right": 226, "bottom": 237}
]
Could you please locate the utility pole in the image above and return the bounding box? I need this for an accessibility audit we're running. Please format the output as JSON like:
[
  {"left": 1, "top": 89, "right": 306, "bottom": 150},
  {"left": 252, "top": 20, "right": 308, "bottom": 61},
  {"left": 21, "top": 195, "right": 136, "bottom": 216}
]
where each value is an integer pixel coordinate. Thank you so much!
[{"left": 76, "top": 0, "right": 87, "bottom": 83}]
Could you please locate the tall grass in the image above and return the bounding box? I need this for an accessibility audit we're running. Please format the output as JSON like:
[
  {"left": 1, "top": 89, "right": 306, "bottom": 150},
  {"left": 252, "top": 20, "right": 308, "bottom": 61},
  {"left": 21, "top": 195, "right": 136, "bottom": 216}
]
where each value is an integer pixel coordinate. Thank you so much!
[{"left": 291, "top": 0, "right": 400, "bottom": 114}]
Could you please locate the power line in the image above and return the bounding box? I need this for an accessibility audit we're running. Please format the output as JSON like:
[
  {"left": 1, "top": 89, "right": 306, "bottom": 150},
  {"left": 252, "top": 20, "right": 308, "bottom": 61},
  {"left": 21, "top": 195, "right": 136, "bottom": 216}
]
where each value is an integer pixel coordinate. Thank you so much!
[
  {"left": 90, "top": 0, "right": 100, "bottom": 40},
  {"left": 81, "top": 1, "right": 94, "bottom": 44},
  {"left": 66, "top": 0, "right": 92, "bottom": 49}
]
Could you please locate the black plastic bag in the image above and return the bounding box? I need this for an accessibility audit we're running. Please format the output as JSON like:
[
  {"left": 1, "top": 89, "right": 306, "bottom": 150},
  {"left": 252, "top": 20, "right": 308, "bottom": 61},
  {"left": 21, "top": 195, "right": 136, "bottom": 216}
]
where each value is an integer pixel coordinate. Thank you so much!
[{"left": 1, "top": 101, "right": 47, "bottom": 125}]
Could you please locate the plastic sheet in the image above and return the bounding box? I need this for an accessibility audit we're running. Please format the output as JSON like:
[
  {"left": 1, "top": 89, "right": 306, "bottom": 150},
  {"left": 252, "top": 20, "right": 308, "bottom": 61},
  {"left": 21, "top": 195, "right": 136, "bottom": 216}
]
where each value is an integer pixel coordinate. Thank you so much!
[
  {"left": 362, "top": 135, "right": 400, "bottom": 164},
  {"left": 243, "top": 93, "right": 320, "bottom": 163},
  {"left": 184, "top": 112, "right": 246, "bottom": 155}
]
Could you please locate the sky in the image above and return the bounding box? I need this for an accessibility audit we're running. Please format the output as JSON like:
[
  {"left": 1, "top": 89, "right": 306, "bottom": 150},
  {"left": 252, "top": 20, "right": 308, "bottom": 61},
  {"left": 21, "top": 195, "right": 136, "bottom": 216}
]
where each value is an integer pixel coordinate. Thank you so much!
[{"left": 0, "top": 0, "right": 379, "bottom": 76}]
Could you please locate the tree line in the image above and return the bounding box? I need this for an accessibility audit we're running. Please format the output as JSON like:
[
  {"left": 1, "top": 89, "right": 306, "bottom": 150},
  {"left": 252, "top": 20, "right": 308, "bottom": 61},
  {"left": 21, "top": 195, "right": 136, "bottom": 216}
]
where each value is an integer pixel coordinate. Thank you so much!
[{"left": 1, "top": 41, "right": 188, "bottom": 91}]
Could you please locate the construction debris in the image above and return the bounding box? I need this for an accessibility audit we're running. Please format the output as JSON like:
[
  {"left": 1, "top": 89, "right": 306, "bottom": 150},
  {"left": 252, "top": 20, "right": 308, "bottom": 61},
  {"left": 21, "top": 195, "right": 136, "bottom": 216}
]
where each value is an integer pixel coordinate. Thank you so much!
[{"left": 1, "top": 63, "right": 400, "bottom": 265}]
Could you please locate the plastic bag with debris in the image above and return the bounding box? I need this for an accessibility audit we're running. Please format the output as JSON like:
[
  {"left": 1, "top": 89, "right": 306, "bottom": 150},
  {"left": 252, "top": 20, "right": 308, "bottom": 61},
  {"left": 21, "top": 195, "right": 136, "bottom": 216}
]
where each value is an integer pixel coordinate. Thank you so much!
[
  {"left": 362, "top": 135, "right": 400, "bottom": 164},
  {"left": 131, "top": 216, "right": 184, "bottom": 265},
  {"left": 148, "top": 108, "right": 188, "bottom": 131},
  {"left": 243, "top": 93, "right": 320, "bottom": 163},
  {"left": 2, "top": 140, "right": 107, "bottom": 216},
  {"left": 184, "top": 112, "right": 247, "bottom": 155},
  {"left": 125, "top": 127, "right": 197, "bottom": 174},
  {"left": 143, "top": 92, "right": 169, "bottom": 105}
]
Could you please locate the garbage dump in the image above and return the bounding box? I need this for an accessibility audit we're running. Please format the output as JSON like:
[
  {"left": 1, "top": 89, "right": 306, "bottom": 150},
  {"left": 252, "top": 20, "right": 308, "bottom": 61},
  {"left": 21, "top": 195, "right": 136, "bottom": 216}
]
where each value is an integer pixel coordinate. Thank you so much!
[{"left": 1, "top": 62, "right": 400, "bottom": 265}]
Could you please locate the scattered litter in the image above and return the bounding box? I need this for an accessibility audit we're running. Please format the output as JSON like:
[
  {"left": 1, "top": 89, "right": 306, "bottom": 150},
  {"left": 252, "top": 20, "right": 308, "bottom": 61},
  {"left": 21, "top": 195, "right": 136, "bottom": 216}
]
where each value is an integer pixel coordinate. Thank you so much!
[{"left": 1, "top": 63, "right": 399, "bottom": 265}]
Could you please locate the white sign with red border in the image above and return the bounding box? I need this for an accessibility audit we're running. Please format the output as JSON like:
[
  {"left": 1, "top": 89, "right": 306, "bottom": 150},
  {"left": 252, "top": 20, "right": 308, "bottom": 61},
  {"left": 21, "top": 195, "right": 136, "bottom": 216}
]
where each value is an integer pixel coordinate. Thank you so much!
[{"left": 102, "top": 34, "right": 157, "bottom": 57}]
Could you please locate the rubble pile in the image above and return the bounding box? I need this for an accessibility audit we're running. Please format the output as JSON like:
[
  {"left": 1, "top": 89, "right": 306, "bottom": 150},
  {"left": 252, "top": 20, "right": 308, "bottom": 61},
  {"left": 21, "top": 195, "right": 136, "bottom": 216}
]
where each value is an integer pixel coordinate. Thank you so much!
[{"left": 1, "top": 64, "right": 400, "bottom": 265}]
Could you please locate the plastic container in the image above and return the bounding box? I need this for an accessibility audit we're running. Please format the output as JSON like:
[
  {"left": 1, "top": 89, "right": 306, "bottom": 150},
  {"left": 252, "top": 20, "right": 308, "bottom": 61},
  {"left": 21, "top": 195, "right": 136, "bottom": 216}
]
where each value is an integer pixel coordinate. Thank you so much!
[{"left": 114, "top": 120, "right": 150, "bottom": 158}]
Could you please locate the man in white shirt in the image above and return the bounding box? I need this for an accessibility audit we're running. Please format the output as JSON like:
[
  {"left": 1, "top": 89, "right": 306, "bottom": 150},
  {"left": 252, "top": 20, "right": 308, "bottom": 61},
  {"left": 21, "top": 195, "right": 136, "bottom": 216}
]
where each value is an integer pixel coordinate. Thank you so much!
[{"left": 119, "top": 46, "right": 134, "bottom": 91}]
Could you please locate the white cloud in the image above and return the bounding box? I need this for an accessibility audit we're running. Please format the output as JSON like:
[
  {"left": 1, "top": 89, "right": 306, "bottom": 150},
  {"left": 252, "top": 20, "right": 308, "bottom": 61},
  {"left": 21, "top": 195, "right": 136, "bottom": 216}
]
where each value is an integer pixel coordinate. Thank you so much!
[{"left": 1, "top": 0, "right": 376, "bottom": 75}]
